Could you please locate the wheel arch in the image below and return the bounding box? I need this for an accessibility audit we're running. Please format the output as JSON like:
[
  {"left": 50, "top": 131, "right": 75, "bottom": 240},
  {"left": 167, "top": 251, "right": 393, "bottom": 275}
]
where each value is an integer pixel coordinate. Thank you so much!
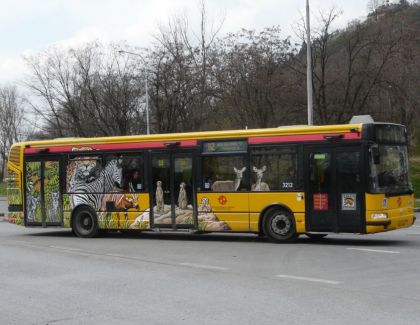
[{"left": 258, "top": 203, "right": 294, "bottom": 235}]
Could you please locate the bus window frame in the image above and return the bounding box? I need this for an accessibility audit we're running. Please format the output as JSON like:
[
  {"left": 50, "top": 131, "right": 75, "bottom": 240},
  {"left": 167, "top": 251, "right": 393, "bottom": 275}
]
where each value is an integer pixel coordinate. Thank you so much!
[
  {"left": 248, "top": 143, "right": 303, "bottom": 192},
  {"left": 199, "top": 152, "right": 250, "bottom": 192},
  {"left": 103, "top": 152, "right": 148, "bottom": 193},
  {"left": 65, "top": 150, "right": 150, "bottom": 194}
]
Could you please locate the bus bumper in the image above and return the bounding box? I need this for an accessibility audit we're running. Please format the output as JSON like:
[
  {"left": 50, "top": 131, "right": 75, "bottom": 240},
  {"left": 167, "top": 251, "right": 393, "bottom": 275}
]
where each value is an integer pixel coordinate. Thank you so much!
[
  {"left": 365, "top": 213, "right": 415, "bottom": 233},
  {"left": 7, "top": 212, "right": 24, "bottom": 226}
]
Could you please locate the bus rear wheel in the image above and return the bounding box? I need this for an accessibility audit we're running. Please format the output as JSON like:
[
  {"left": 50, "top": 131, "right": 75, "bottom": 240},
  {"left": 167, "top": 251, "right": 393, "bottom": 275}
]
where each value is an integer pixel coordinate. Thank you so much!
[
  {"left": 263, "top": 209, "right": 298, "bottom": 243},
  {"left": 72, "top": 207, "right": 99, "bottom": 238}
]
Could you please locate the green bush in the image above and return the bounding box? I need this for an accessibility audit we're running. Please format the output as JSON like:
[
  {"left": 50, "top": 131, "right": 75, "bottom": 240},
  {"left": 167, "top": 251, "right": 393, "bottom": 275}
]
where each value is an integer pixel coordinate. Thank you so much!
[{"left": 410, "top": 157, "right": 420, "bottom": 198}]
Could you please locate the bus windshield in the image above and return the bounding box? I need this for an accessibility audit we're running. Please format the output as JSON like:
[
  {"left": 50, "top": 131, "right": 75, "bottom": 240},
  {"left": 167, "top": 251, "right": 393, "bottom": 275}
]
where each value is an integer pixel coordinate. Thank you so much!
[{"left": 369, "top": 144, "right": 411, "bottom": 194}]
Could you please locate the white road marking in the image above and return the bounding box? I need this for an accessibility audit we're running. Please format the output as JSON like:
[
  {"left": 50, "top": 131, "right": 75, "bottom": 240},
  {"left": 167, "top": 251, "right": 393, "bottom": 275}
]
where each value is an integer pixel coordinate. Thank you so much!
[
  {"left": 105, "top": 253, "right": 129, "bottom": 259},
  {"left": 276, "top": 274, "right": 341, "bottom": 285},
  {"left": 346, "top": 248, "right": 400, "bottom": 254},
  {"left": 49, "top": 245, "right": 82, "bottom": 251},
  {"left": 179, "top": 262, "right": 229, "bottom": 271}
]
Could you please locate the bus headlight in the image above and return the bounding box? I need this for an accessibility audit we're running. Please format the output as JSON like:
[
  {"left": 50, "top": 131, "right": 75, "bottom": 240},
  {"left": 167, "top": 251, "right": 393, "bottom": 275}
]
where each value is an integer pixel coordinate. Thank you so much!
[{"left": 371, "top": 213, "right": 388, "bottom": 220}]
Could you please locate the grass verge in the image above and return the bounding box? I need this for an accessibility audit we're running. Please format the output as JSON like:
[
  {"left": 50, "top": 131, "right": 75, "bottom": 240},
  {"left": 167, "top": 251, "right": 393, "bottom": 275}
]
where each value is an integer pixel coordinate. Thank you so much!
[{"left": 0, "top": 182, "right": 6, "bottom": 196}]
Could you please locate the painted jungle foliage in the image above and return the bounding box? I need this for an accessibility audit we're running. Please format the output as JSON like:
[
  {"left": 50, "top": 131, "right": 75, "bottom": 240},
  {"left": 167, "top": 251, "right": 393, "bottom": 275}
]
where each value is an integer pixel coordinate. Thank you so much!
[
  {"left": 25, "top": 161, "right": 42, "bottom": 223},
  {"left": 7, "top": 168, "right": 21, "bottom": 205},
  {"left": 44, "top": 161, "right": 60, "bottom": 223}
]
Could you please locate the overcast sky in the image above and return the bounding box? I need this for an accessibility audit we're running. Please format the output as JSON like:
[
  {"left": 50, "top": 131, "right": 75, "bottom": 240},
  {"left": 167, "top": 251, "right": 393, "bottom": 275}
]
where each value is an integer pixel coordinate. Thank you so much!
[{"left": 0, "top": 0, "right": 376, "bottom": 83}]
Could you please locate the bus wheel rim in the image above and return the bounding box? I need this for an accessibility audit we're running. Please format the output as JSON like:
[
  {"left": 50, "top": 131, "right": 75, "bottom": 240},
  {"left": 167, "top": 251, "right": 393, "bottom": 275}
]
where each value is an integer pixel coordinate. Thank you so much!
[
  {"left": 80, "top": 213, "right": 93, "bottom": 232},
  {"left": 271, "top": 214, "right": 291, "bottom": 236}
]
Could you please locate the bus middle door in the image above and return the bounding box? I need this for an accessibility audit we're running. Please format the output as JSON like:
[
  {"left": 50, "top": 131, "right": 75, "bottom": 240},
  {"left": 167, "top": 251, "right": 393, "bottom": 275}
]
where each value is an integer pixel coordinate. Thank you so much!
[{"left": 304, "top": 146, "right": 363, "bottom": 233}]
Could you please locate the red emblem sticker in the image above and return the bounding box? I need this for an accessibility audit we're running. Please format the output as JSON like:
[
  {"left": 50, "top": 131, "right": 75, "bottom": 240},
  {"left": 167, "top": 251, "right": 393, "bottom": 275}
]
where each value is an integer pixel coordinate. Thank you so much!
[
  {"left": 313, "top": 193, "right": 328, "bottom": 211},
  {"left": 397, "top": 197, "right": 402, "bottom": 208},
  {"left": 218, "top": 195, "right": 227, "bottom": 205}
]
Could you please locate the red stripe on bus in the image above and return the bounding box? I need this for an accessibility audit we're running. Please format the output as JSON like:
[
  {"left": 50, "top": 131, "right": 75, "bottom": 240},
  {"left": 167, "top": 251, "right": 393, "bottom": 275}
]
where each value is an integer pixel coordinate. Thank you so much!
[
  {"left": 248, "top": 133, "right": 360, "bottom": 144},
  {"left": 24, "top": 140, "right": 198, "bottom": 154}
]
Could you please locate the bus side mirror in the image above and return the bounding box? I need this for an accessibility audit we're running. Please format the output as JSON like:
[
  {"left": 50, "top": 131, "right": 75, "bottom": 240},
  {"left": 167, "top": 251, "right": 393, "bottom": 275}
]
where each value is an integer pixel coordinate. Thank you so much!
[{"left": 371, "top": 145, "right": 380, "bottom": 164}]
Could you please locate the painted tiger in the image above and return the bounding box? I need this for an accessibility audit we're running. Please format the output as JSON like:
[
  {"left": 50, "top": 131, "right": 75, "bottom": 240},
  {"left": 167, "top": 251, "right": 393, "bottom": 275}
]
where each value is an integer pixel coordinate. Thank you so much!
[{"left": 67, "top": 158, "right": 100, "bottom": 192}]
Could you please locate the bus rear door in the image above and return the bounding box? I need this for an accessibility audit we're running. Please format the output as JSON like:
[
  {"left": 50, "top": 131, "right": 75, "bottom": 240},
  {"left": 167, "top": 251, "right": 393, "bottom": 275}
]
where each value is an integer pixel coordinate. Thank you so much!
[{"left": 24, "top": 157, "right": 63, "bottom": 227}]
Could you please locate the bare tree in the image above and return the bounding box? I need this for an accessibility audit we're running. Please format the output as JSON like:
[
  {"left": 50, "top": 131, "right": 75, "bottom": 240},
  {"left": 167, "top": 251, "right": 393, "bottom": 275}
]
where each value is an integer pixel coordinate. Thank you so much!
[
  {"left": 214, "top": 27, "right": 302, "bottom": 128},
  {"left": 149, "top": 0, "right": 224, "bottom": 132},
  {"left": 24, "top": 42, "right": 146, "bottom": 138},
  {"left": 0, "top": 86, "right": 25, "bottom": 179}
]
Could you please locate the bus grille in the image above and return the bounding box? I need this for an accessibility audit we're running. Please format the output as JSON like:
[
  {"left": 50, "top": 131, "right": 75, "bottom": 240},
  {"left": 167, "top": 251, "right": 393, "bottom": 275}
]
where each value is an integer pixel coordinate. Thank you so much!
[{"left": 9, "top": 146, "right": 21, "bottom": 166}]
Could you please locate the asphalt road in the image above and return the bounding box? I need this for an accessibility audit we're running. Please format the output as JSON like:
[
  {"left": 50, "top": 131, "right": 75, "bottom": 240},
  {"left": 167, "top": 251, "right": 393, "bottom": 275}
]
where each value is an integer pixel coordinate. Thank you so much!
[{"left": 1, "top": 215, "right": 420, "bottom": 325}]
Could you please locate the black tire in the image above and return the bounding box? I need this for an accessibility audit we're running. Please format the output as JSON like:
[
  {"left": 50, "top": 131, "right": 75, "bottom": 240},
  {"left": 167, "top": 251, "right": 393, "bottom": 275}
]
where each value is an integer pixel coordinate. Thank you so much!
[
  {"left": 263, "top": 209, "right": 298, "bottom": 243},
  {"left": 71, "top": 206, "right": 99, "bottom": 238},
  {"left": 305, "top": 233, "right": 328, "bottom": 240}
]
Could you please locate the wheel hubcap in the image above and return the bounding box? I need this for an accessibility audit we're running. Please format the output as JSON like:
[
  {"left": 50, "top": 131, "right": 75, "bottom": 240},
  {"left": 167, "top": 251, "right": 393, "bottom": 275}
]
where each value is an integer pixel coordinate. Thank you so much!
[
  {"left": 271, "top": 214, "right": 291, "bottom": 235},
  {"left": 80, "top": 214, "right": 93, "bottom": 231}
]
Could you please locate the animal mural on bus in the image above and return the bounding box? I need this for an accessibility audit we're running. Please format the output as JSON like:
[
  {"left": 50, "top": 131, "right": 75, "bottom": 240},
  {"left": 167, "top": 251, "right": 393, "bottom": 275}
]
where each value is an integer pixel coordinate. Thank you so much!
[
  {"left": 98, "top": 192, "right": 139, "bottom": 229},
  {"left": 25, "top": 162, "right": 42, "bottom": 222},
  {"left": 140, "top": 180, "right": 195, "bottom": 225},
  {"left": 251, "top": 166, "right": 270, "bottom": 191},
  {"left": 68, "top": 157, "right": 123, "bottom": 210},
  {"left": 66, "top": 148, "right": 142, "bottom": 229},
  {"left": 47, "top": 191, "right": 60, "bottom": 222},
  {"left": 196, "top": 197, "right": 230, "bottom": 231},
  {"left": 44, "top": 161, "right": 60, "bottom": 223},
  {"left": 211, "top": 167, "right": 247, "bottom": 192},
  {"left": 129, "top": 182, "right": 230, "bottom": 231}
]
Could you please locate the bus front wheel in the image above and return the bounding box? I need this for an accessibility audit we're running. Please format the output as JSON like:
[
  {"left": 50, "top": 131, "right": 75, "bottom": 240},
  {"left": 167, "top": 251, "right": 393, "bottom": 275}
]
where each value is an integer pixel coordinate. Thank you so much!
[
  {"left": 263, "top": 209, "right": 298, "bottom": 243},
  {"left": 72, "top": 207, "right": 99, "bottom": 238}
]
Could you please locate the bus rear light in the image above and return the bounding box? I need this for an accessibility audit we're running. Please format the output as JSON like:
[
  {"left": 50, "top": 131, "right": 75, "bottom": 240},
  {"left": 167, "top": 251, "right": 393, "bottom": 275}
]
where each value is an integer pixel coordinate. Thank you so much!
[{"left": 371, "top": 213, "right": 388, "bottom": 220}]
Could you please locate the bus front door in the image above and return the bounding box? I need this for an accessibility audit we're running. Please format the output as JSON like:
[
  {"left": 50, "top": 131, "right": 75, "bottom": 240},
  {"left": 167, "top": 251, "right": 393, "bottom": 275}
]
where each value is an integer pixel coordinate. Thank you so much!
[
  {"left": 304, "top": 147, "right": 363, "bottom": 233},
  {"left": 150, "top": 153, "right": 196, "bottom": 229},
  {"left": 24, "top": 158, "right": 62, "bottom": 227}
]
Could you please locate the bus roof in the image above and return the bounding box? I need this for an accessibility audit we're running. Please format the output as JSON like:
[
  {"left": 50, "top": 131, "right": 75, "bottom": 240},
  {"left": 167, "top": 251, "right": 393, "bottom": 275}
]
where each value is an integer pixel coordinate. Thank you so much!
[{"left": 15, "top": 123, "right": 368, "bottom": 149}]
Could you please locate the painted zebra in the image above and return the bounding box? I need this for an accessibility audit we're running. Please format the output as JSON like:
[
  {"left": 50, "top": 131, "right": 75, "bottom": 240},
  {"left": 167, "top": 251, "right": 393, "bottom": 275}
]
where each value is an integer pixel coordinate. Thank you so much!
[{"left": 70, "top": 158, "right": 123, "bottom": 210}]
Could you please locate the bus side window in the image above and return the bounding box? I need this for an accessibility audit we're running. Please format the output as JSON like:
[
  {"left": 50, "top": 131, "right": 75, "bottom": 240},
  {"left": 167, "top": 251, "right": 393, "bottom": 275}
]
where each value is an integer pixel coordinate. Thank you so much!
[
  {"left": 202, "top": 155, "right": 248, "bottom": 192},
  {"left": 121, "top": 156, "right": 145, "bottom": 193},
  {"left": 104, "top": 155, "right": 145, "bottom": 193},
  {"left": 250, "top": 147, "right": 298, "bottom": 191}
]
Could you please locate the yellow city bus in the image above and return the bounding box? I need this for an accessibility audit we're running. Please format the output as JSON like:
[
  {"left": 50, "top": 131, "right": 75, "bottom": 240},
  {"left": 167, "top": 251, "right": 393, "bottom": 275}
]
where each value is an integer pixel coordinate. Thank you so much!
[{"left": 6, "top": 122, "right": 415, "bottom": 242}]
